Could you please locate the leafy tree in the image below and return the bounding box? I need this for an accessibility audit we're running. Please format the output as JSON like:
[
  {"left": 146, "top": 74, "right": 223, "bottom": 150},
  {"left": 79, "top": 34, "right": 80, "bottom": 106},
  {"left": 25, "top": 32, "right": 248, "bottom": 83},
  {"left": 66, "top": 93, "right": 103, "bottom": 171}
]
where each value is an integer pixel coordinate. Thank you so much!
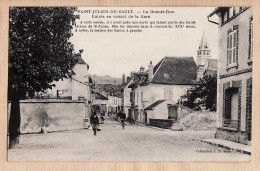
[
  {"left": 184, "top": 72, "right": 217, "bottom": 111},
  {"left": 8, "top": 7, "right": 82, "bottom": 148}
]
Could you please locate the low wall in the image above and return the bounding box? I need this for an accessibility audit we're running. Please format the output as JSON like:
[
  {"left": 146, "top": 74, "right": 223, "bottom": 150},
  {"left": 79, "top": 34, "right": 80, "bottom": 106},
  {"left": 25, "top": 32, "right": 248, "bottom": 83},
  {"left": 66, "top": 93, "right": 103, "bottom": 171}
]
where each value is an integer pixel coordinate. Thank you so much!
[
  {"left": 149, "top": 119, "right": 177, "bottom": 129},
  {"left": 216, "top": 128, "right": 249, "bottom": 145},
  {"left": 8, "top": 99, "right": 87, "bottom": 134}
]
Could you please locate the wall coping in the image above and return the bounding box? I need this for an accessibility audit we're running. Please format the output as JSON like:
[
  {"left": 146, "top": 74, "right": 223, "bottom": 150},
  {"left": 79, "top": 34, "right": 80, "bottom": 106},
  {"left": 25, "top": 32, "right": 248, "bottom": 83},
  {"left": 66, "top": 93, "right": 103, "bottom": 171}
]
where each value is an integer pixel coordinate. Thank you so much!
[{"left": 19, "top": 99, "right": 85, "bottom": 103}]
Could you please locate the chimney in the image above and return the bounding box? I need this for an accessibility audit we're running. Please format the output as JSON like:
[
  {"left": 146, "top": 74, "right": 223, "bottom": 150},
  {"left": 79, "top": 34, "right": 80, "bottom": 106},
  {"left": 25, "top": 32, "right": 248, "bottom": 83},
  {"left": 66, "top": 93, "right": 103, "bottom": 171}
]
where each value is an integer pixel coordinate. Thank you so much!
[
  {"left": 148, "top": 61, "right": 153, "bottom": 80},
  {"left": 140, "top": 66, "right": 145, "bottom": 72},
  {"left": 122, "top": 73, "right": 125, "bottom": 84}
]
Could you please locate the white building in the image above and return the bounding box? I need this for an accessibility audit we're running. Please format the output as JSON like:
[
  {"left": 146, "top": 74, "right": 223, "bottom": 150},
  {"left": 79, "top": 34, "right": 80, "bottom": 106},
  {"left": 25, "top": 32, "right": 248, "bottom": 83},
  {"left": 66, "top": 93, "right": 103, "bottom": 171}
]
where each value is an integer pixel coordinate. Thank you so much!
[
  {"left": 128, "top": 57, "right": 197, "bottom": 124},
  {"left": 47, "top": 57, "right": 92, "bottom": 101}
]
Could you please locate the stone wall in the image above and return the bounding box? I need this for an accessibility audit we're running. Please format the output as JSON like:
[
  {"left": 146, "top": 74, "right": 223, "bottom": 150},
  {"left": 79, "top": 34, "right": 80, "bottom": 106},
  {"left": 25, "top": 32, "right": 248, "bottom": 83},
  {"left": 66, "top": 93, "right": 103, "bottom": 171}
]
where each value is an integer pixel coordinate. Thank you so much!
[
  {"left": 216, "top": 128, "right": 249, "bottom": 145},
  {"left": 8, "top": 99, "right": 87, "bottom": 134},
  {"left": 149, "top": 119, "right": 176, "bottom": 129}
]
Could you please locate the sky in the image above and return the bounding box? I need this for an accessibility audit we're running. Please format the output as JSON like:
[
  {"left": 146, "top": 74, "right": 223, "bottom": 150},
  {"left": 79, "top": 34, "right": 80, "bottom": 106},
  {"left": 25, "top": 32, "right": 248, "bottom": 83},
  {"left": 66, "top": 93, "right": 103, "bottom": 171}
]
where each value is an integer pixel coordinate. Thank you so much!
[{"left": 70, "top": 7, "right": 219, "bottom": 78}]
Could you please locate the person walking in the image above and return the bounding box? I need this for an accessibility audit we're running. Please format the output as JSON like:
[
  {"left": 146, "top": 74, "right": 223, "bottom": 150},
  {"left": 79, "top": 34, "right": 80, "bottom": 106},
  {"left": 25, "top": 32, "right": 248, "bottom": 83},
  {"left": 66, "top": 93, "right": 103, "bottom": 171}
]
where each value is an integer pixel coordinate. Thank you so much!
[
  {"left": 120, "top": 112, "right": 126, "bottom": 130},
  {"left": 90, "top": 112, "right": 100, "bottom": 136}
]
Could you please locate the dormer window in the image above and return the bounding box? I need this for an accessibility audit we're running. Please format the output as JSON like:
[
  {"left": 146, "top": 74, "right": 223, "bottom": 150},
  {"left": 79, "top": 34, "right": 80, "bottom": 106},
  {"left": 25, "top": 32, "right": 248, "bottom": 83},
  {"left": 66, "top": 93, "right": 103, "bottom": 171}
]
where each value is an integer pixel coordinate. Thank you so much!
[
  {"left": 229, "top": 7, "right": 234, "bottom": 18},
  {"left": 164, "top": 73, "right": 169, "bottom": 79}
]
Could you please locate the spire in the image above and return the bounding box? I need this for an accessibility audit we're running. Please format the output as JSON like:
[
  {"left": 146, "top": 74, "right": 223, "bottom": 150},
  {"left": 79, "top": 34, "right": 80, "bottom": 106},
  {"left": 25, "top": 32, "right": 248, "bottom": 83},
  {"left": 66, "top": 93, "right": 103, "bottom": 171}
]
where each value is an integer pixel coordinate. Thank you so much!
[{"left": 199, "top": 29, "right": 209, "bottom": 50}]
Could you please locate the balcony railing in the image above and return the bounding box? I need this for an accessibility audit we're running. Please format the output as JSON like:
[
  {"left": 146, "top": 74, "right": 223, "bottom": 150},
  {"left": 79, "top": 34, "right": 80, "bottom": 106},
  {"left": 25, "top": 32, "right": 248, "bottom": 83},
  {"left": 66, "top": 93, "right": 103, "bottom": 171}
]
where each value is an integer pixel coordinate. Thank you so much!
[{"left": 223, "top": 119, "right": 238, "bottom": 129}]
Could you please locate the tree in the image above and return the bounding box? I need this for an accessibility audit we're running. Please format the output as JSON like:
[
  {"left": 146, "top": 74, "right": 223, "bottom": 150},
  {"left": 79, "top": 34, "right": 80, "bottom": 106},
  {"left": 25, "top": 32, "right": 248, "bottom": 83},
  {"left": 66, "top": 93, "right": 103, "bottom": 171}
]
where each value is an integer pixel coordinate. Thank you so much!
[
  {"left": 184, "top": 72, "right": 217, "bottom": 111},
  {"left": 8, "top": 7, "right": 82, "bottom": 148}
]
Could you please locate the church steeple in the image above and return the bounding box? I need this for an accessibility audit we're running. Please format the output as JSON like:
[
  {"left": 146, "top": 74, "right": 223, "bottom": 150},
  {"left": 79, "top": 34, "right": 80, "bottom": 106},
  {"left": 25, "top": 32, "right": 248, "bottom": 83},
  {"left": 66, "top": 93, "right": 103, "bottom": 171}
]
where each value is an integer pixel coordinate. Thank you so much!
[
  {"left": 197, "top": 29, "right": 211, "bottom": 80},
  {"left": 198, "top": 30, "right": 210, "bottom": 51}
]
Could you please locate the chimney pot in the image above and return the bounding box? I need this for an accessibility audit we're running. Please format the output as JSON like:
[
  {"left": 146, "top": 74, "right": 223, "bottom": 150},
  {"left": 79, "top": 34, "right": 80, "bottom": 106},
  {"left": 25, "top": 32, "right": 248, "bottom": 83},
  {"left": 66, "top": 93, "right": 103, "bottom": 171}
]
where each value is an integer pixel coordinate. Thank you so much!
[{"left": 148, "top": 61, "right": 154, "bottom": 80}]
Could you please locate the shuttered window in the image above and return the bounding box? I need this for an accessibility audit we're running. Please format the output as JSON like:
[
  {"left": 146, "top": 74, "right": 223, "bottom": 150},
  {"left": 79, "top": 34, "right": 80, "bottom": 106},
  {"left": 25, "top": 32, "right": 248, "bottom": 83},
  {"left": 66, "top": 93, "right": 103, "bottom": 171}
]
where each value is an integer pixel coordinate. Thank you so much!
[
  {"left": 163, "top": 88, "right": 173, "bottom": 101},
  {"left": 227, "top": 25, "right": 239, "bottom": 66}
]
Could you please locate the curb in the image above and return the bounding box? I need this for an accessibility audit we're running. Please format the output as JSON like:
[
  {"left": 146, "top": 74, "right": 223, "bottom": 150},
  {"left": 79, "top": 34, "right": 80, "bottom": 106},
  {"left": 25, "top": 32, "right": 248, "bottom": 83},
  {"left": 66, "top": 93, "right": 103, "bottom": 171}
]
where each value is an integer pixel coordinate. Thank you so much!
[{"left": 198, "top": 139, "right": 251, "bottom": 155}]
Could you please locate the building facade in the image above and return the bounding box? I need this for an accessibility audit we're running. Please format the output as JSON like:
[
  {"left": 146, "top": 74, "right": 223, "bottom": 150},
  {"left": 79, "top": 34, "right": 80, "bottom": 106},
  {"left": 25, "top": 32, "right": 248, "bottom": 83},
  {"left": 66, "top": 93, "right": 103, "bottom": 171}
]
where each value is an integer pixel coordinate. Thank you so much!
[
  {"left": 128, "top": 57, "right": 197, "bottom": 124},
  {"left": 208, "top": 7, "right": 253, "bottom": 145}
]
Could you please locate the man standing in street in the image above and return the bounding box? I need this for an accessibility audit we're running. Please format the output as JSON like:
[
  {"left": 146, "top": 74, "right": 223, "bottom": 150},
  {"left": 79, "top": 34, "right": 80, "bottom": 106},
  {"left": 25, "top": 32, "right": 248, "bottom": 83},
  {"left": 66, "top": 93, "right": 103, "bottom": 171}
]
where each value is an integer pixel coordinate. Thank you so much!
[{"left": 90, "top": 112, "right": 99, "bottom": 136}]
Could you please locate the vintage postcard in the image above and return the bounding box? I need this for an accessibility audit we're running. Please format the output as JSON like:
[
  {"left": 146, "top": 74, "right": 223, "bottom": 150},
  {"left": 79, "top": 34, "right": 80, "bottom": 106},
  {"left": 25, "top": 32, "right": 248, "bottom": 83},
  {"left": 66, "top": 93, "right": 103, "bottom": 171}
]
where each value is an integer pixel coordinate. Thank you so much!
[{"left": 7, "top": 7, "right": 252, "bottom": 162}]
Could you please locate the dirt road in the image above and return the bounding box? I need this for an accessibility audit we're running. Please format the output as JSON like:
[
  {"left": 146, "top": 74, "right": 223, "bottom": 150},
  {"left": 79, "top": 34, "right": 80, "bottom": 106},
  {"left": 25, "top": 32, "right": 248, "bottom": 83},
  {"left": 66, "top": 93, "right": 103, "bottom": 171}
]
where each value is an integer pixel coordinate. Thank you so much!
[{"left": 8, "top": 120, "right": 250, "bottom": 161}]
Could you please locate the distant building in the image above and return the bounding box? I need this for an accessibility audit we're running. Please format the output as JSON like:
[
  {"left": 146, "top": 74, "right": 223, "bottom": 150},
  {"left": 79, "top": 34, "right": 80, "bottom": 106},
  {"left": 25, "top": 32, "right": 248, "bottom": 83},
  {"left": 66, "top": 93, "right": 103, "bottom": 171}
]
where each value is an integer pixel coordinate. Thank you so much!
[
  {"left": 196, "top": 30, "right": 218, "bottom": 80},
  {"left": 47, "top": 56, "right": 92, "bottom": 102},
  {"left": 127, "top": 57, "right": 197, "bottom": 124},
  {"left": 94, "top": 84, "right": 122, "bottom": 114},
  {"left": 122, "top": 76, "right": 134, "bottom": 118},
  {"left": 92, "top": 92, "right": 108, "bottom": 115},
  {"left": 203, "top": 58, "right": 218, "bottom": 77},
  {"left": 208, "top": 7, "right": 252, "bottom": 145}
]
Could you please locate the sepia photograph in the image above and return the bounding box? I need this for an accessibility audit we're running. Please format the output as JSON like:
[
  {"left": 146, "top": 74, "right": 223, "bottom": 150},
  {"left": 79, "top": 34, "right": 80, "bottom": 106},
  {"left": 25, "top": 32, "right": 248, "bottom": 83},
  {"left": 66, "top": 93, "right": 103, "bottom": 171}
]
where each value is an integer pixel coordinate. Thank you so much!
[{"left": 7, "top": 7, "right": 252, "bottom": 161}]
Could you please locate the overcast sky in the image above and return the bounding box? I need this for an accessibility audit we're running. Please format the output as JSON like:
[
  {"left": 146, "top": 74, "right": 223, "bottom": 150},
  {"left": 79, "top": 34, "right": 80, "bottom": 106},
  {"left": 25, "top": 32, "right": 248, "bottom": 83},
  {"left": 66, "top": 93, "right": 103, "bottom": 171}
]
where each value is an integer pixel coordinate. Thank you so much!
[{"left": 70, "top": 7, "right": 219, "bottom": 78}]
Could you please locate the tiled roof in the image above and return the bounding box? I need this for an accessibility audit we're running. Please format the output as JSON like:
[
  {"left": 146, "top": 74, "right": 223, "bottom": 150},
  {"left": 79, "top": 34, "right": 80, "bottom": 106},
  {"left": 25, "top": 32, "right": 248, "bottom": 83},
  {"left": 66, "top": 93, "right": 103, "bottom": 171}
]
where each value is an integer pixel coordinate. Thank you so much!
[
  {"left": 206, "top": 58, "right": 218, "bottom": 70},
  {"left": 95, "top": 92, "right": 108, "bottom": 100},
  {"left": 150, "top": 57, "right": 197, "bottom": 85},
  {"left": 144, "top": 100, "right": 165, "bottom": 110}
]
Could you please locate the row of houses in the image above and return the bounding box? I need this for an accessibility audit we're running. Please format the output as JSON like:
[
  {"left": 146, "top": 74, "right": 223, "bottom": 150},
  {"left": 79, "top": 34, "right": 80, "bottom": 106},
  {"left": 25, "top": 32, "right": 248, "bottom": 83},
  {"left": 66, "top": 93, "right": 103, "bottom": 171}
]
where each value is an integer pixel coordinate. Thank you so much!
[{"left": 121, "top": 7, "right": 253, "bottom": 145}]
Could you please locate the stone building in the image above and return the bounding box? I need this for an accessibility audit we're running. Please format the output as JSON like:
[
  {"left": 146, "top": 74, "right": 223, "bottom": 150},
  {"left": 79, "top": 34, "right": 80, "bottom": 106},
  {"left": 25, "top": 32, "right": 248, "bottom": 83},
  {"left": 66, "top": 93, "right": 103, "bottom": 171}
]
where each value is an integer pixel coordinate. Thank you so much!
[{"left": 208, "top": 7, "right": 253, "bottom": 145}]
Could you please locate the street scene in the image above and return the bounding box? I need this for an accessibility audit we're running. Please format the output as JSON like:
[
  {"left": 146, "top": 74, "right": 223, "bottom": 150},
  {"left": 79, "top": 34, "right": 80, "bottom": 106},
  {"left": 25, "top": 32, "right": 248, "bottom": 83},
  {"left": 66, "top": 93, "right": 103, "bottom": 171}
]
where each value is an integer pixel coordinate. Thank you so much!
[
  {"left": 8, "top": 117, "right": 250, "bottom": 161},
  {"left": 8, "top": 7, "right": 252, "bottom": 161}
]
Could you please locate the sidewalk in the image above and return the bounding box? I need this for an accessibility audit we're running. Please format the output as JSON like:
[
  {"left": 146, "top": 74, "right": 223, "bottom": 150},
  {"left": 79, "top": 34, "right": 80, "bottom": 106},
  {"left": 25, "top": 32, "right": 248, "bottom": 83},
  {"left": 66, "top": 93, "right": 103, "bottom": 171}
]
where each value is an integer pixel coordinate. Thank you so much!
[
  {"left": 145, "top": 125, "right": 251, "bottom": 155},
  {"left": 198, "top": 138, "right": 251, "bottom": 155}
]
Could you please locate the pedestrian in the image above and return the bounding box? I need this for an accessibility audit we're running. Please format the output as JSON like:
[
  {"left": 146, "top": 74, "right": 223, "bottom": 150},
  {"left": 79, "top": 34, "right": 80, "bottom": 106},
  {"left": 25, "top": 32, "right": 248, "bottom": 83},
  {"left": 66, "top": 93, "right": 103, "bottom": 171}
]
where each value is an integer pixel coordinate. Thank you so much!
[
  {"left": 100, "top": 116, "right": 105, "bottom": 124},
  {"left": 90, "top": 112, "right": 100, "bottom": 136},
  {"left": 120, "top": 112, "right": 126, "bottom": 129}
]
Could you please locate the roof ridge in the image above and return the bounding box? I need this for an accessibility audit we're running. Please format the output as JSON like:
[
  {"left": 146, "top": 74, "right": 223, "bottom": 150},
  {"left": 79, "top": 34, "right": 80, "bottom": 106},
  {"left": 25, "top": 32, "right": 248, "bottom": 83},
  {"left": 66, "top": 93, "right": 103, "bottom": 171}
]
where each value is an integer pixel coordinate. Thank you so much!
[{"left": 149, "top": 57, "right": 167, "bottom": 83}]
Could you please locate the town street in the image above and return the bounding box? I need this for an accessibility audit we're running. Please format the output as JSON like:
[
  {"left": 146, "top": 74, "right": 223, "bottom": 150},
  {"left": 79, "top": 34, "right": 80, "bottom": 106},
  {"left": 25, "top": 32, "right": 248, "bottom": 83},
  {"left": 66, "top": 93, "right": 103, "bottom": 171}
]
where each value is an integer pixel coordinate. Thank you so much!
[{"left": 8, "top": 118, "right": 250, "bottom": 161}]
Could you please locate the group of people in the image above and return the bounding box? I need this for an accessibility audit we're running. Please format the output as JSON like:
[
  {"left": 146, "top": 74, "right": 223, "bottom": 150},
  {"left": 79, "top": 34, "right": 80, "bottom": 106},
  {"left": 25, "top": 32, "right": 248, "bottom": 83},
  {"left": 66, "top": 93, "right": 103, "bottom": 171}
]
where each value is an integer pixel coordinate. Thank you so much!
[{"left": 90, "top": 111, "right": 127, "bottom": 136}]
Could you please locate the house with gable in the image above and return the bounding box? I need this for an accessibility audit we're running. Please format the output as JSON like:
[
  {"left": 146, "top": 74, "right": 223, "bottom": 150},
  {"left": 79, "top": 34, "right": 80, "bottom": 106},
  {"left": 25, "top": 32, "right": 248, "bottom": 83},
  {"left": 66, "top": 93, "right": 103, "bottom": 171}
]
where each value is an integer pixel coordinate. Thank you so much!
[{"left": 128, "top": 56, "right": 197, "bottom": 124}]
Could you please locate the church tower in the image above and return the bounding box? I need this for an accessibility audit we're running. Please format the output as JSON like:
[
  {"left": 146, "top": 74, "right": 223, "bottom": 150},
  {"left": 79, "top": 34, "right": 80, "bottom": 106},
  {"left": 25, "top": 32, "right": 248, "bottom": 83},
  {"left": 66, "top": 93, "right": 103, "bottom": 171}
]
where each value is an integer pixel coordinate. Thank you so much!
[{"left": 197, "top": 30, "right": 211, "bottom": 80}]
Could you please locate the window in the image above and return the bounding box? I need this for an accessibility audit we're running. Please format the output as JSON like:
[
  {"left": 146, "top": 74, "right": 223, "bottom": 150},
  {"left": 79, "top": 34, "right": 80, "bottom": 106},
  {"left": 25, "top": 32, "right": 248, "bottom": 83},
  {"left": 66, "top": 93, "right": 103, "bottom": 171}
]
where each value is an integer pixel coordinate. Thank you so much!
[
  {"left": 163, "top": 88, "right": 173, "bottom": 101},
  {"left": 164, "top": 73, "right": 169, "bottom": 79},
  {"left": 141, "top": 91, "right": 143, "bottom": 102},
  {"left": 229, "top": 8, "right": 233, "bottom": 18},
  {"left": 227, "top": 25, "right": 239, "bottom": 66},
  {"left": 235, "top": 7, "right": 240, "bottom": 15},
  {"left": 249, "top": 17, "right": 253, "bottom": 60},
  {"left": 224, "top": 88, "right": 239, "bottom": 129},
  {"left": 222, "top": 11, "right": 228, "bottom": 23},
  {"left": 130, "top": 92, "right": 133, "bottom": 102}
]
